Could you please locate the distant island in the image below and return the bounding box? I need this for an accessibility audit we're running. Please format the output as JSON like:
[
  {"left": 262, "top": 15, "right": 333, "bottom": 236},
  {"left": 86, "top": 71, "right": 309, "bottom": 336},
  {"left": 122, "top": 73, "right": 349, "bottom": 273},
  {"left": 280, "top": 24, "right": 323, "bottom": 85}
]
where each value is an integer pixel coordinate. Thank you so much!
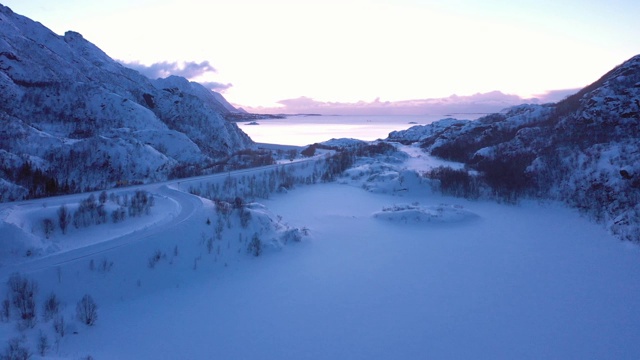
[
  {"left": 226, "top": 113, "right": 330, "bottom": 122},
  {"left": 225, "top": 113, "right": 286, "bottom": 122}
]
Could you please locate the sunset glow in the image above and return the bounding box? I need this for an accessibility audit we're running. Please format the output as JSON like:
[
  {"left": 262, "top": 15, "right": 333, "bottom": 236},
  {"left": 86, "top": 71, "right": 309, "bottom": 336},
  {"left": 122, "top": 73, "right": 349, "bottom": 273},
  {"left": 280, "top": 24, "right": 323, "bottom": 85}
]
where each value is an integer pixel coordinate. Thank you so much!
[{"left": 4, "top": 0, "right": 639, "bottom": 109}]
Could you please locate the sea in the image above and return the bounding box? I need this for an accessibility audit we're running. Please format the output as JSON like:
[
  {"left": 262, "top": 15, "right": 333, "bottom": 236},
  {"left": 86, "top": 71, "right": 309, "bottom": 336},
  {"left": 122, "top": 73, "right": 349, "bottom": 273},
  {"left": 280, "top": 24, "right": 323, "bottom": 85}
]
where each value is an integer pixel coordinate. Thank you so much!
[{"left": 237, "top": 114, "right": 480, "bottom": 146}]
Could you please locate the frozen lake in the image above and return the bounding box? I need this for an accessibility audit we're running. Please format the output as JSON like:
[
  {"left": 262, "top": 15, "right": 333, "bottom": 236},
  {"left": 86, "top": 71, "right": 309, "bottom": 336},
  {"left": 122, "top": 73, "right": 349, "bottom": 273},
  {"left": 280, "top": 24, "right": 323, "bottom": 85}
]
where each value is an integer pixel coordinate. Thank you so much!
[{"left": 237, "top": 114, "right": 477, "bottom": 146}]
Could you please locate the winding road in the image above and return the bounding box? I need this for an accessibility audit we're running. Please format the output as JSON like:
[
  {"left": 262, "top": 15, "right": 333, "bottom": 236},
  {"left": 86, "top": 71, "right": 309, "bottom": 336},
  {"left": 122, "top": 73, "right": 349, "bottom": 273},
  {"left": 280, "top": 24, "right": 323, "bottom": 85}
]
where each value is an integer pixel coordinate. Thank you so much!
[{"left": 0, "top": 158, "right": 319, "bottom": 281}]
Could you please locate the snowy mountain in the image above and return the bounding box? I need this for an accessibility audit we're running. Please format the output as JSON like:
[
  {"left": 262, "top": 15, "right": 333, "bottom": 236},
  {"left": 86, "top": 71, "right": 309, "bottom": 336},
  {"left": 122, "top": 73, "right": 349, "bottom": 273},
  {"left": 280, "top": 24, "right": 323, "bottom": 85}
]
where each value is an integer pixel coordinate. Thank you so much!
[
  {"left": 0, "top": 5, "right": 253, "bottom": 201},
  {"left": 388, "top": 54, "right": 640, "bottom": 242}
]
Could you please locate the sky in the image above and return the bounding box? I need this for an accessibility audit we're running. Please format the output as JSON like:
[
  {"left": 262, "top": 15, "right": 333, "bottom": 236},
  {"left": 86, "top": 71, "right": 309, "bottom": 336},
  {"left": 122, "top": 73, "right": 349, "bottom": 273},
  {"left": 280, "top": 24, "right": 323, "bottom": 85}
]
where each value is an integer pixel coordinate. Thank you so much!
[{"left": 3, "top": 0, "right": 640, "bottom": 112}]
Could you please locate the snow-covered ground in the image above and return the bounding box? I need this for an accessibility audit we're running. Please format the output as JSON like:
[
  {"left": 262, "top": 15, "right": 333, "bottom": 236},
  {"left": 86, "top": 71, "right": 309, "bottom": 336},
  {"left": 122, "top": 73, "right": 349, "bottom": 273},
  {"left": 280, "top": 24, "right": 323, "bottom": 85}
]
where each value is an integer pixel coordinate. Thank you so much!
[{"left": 1, "top": 147, "right": 639, "bottom": 359}]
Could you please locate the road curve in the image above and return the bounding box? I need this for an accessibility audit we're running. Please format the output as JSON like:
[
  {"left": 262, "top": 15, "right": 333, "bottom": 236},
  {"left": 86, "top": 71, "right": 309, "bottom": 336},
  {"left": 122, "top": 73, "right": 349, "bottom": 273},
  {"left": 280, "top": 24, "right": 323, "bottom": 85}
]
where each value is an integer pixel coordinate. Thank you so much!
[
  {"left": 0, "top": 157, "right": 323, "bottom": 280},
  {"left": 0, "top": 185, "right": 200, "bottom": 280}
]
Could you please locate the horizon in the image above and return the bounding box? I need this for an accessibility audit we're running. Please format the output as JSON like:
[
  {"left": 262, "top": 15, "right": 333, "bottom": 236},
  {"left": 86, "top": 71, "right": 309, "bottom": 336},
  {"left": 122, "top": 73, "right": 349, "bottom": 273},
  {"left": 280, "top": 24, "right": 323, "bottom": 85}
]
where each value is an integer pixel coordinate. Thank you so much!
[{"left": 3, "top": 0, "right": 639, "bottom": 114}]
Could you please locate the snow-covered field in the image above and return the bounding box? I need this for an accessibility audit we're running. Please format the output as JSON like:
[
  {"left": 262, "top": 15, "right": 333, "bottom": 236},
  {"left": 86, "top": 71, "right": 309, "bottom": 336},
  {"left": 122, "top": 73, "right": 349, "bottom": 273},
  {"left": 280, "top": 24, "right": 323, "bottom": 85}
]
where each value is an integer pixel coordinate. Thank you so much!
[{"left": 1, "top": 146, "right": 639, "bottom": 359}]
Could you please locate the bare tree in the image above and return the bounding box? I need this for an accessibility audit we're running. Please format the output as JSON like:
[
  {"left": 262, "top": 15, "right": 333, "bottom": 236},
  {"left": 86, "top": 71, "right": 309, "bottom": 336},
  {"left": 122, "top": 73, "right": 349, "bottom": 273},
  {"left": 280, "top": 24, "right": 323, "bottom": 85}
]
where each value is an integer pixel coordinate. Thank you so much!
[
  {"left": 42, "top": 292, "right": 60, "bottom": 321},
  {"left": 99, "top": 190, "right": 108, "bottom": 204},
  {"left": 0, "top": 297, "right": 9, "bottom": 322},
  {"left": 2, "top": 337, "right": 31, "bottom": 360},
  {"left": 207, "top": 237, "right": 214, "bottom": 254},
  {"left": 38, "top": 330, "right": 49, "bottom": 356},
  {"left": 53, "top": 315, "right": 65, "bottom": 338},
  {"left": 76, "top": 294, "right": 98, "bottom": 326},
  {"left": 57, "top": 205, "right": 70, "bottom": 234},
  {"left": 42, "top": 218, "right": 54, "bottom": 239},
  {"left": 240, "top": 208, "right": 252, "bottom": 228},
  {"left": 7, "top": 273, "right": 38, "bottom": 328},
  {"left": 247, "top": 233, "right": 262, "bottom": 257},
  {"left": 148, "top": 250, "right": 164, "bottom": 269}
]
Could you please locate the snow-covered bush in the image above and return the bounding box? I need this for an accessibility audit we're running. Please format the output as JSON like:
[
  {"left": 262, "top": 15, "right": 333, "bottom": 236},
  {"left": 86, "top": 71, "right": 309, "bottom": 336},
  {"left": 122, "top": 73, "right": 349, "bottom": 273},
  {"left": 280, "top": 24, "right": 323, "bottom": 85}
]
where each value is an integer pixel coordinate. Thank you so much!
[{"left": 281, "top": 228, "right": 303, "bottom": 243}]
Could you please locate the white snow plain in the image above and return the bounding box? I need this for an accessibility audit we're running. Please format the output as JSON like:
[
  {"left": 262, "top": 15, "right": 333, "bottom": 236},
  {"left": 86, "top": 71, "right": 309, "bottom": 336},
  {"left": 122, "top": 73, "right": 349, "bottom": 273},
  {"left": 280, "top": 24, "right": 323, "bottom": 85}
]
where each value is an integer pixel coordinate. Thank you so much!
[{"left": 1, "top": 147, "right": 639, "bottom": 359}]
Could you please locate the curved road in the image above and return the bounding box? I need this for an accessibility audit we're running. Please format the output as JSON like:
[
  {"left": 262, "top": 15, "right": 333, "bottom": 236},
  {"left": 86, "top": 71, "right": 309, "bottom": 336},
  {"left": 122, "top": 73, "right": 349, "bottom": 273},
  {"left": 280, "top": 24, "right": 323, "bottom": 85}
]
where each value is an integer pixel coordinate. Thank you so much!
[
  {"left": 0, "top": 158, "right": 320, "bottom": 280},
  {"left": 0, "top": 186, "right": 199, "bottom": 280}
]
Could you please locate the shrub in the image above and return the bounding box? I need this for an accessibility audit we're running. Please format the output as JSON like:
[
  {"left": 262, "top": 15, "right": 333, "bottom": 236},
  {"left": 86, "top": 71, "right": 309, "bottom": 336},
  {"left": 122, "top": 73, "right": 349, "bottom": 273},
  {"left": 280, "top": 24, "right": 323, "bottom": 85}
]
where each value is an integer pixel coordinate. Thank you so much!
[
  {"left": 2, "top": 337, "right": 31, "bottom": 360},
  {"left": 207, "top": 237, "right": 214, "bottom": 254},
  {"left": 425, "top": 166, "right": 480, "bottom": 199},
  {"left": 129, "top": 190, "right": 154, "bottom": 217},
  {"left": 57, "top": 205, "right": 70, "bottom": 234},
  {"left": 38, "top": 331, "right": 49, "bottom": 356},
  {"left": 148, "top": 250, "right": 164, "bottom": 269},
  {"left": 76, "top": 295, "right": 98, "bottom": 326},
  {"left": 99, "top": 190, "right": 108, "bottom": 204},
  {"left": 282, "top": 228, "right": 302, "bottom": 243},
  {"left": 247, "top": 233, "right": 262, "bottom": 257},
  {"left": 1, "top": 297, "right": 9, "bottom": 322},
  {"left": 475, "top": 153, "right": 535, "bottom": 202},
  {"left": 100, "top": 258, "right": 114, "bottom": 272},
  {"left": 7, "top": 273, "right": 37, "bottom": 327},
  {"left": 233, "top": 196, "right": 245, "bottom": 209},
  {"left": 240, "top": 208, "right": 252, "bottom": 228},
  {"left": 111, "top": 206, "right": 126, "bottom": 223},
  {"left": 42, "top": 218, "right": 55, "bottom": 239},
  {"left": 301, "top": 144, "right": 317, "bottom": 157},
  {"left": 53, "top": 315, "right": 65, "bottom": 338},
  {"left": 42, "top": 292, "right": 60, "bottom": 321}
]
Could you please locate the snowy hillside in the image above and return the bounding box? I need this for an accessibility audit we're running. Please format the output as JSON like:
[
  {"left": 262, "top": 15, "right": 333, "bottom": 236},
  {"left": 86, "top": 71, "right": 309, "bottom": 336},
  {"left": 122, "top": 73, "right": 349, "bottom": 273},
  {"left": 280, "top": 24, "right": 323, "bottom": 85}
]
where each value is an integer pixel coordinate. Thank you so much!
[
  {"left": 0, "top": 5, "right": 252, "bottom": 202},
  {"left": 1, "top": 146, "right": 639, "bottom": 359},
  {"left": 388, "top": 55, "right": 640, "bottom": 242}
]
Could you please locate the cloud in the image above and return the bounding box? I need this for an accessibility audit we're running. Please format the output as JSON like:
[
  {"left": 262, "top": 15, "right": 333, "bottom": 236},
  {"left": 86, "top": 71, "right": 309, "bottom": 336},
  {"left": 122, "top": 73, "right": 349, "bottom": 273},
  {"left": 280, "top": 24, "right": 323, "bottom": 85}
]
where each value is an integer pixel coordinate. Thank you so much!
[
  {"left": 121, "top": 60, "right": 217, "bottom": 79},
  {"left": 277, "top": 97, "right": 321, "bottom": 108},
  {"left": 245, "top": 91, "right": 539, "bottom": 116},
  {"left": 199, "top": 81, "right": 233, "bottom": 92}
]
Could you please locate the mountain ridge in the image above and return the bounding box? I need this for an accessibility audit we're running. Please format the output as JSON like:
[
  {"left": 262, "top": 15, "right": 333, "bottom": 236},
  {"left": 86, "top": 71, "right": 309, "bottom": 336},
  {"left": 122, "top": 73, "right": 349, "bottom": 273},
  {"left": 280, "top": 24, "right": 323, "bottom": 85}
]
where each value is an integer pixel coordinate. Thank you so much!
[
  {"left": 388, "top": 54, "right": 640, "bottom": 242},
  {"left": 0, "top": 5, "right": 253, "bottom": 201}
]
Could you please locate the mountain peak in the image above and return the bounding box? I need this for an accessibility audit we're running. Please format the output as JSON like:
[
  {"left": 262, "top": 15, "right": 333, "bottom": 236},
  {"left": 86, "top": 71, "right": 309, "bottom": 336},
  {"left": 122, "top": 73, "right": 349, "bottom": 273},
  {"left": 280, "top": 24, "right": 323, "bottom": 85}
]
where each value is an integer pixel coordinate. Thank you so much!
[
  {"left": 0, "top": 6, "right": 253, "bottom": 201},
  {"left": 63, "top": 30, "right": 84, "bottom": 40}
]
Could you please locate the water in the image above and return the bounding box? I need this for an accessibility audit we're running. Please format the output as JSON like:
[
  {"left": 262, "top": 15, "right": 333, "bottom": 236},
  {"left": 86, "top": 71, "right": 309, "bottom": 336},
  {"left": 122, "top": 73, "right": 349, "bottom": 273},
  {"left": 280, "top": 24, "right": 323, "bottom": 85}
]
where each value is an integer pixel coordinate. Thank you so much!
[{"left": 237, "top": 114, "right": 457, "bottom": 146}]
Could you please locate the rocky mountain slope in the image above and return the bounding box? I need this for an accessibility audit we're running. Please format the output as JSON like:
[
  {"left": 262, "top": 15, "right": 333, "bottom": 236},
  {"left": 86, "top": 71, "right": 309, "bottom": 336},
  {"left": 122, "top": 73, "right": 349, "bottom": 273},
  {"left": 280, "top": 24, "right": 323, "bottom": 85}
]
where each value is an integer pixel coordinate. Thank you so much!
[
  {"left": 389, "top": 55, "right": 640, "bottom": 242},
  {"left": 0, "top": 5, "right": 253, "bottom": 201}
]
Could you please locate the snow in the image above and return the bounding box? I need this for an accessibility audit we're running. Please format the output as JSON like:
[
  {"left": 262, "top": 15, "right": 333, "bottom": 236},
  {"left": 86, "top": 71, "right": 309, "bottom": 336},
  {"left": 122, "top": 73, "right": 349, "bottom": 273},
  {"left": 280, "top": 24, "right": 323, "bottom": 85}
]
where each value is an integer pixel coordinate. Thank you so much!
[
  {"left": 387, "top": 117, "right": 469, "bottom": 142},
  {"left": 0, "top": 187, "right": 180, "bottom": 267},
  {"left": 321, "top": 137, "right": 368, "bottom": 148},
  {"left": 1, "top": 147, "right": 640, "bottom": 359},
  {"left": 373, "top": 202, "right": 479, "bottom": 224},
  {"left": 1, "top": 5, "right": 254, "bottom": 201},
  {"left": 399, "top": 143, "right": 465, "bottom": 172}
]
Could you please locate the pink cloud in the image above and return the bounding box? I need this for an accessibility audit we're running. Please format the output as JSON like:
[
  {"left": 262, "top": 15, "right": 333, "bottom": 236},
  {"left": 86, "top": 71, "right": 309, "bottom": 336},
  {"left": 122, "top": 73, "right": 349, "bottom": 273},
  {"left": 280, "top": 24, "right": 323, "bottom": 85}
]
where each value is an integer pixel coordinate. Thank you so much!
[{"left": 241, "top": 90, "right": 577, "bottom": 116}]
